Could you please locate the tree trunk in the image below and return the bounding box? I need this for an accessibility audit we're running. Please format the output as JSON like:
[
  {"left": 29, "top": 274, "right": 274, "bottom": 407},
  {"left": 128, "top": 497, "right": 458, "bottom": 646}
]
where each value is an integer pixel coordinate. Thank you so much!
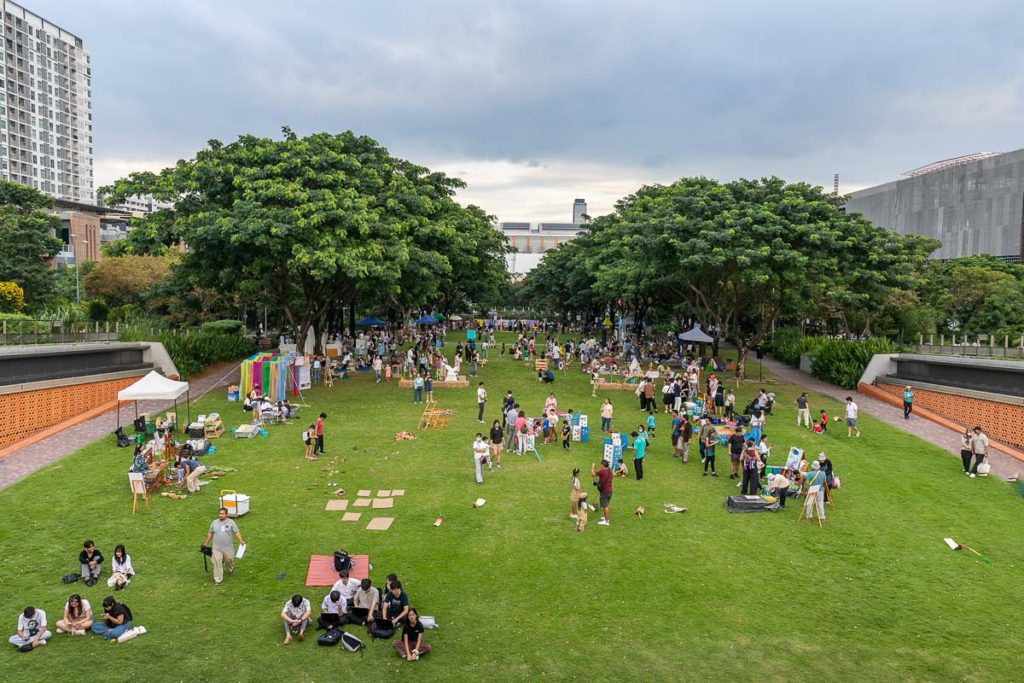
[{"left": 735, "top": 343, "right": 748, "bottom": 380}]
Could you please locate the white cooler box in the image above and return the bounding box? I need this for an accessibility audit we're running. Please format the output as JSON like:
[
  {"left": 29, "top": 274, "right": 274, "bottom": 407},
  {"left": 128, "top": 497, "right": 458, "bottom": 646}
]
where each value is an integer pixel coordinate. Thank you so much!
[{"left": 219, "top": 489, "right": 250, "bottom": 517}]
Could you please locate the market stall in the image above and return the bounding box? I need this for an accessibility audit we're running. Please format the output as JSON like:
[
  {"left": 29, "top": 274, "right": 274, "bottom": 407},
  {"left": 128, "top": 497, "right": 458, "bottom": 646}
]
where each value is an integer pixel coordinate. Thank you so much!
[
  {"left": 240, "top": 352, "right": 301, "bottom": 403},
  {"left": 116, "top": 370, "right": 191, "bottom": 431}
]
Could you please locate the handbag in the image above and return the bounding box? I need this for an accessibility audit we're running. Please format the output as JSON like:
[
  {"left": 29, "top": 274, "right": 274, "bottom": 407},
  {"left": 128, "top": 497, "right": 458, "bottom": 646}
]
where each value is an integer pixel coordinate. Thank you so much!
[
  {"left": 342, "top": 630, "right": 365, "bottom": 653},
  {"left": 61, "top": 573, "right": 80, "bottom": 585}
]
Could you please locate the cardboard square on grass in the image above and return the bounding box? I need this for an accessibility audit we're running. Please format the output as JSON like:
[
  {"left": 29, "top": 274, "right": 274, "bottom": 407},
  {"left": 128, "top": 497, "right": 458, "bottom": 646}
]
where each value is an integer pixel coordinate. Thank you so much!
[
  {"left": 391, "top": 489, "right": 405, "bottom": 497},
  {"left": 353, "top": 498, "right": 372, "bottom": 508},
  {"left": 377, "top": 489, "right": 392, "bottom": 497},
  {"left": 325, "top": 500, "right": 349, "bottom": 511},
  {"left": 342, "top": 512, "right": 362, "bottom": 522},
  {"left": 366, "top": 517, "right": 394, "bottom": 531},
  {"left": 372, "top": 497, "right": 394, "bottom": 509},
  {"left": 356, "top": 489, "right": 371, "bottom": 497}
]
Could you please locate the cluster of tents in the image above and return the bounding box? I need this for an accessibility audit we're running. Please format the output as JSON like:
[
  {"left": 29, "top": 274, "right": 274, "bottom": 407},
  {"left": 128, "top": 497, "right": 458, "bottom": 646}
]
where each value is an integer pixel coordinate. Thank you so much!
[{"left": 355, "top": 314, "right": 464, "bottom": 327}]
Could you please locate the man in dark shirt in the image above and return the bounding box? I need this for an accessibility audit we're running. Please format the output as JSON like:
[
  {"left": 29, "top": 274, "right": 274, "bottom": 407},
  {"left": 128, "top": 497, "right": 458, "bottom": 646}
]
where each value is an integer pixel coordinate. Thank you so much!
[
  {"left": 591, "top": 461, "right": 613, "bottom": 526},
  {"left": 91, "top": 596, "right": 133, "bottom": 640},
  {"left": 728, "top": 429, "right": 745, "bottom": 480},
  {"left": 382, "top": 581, "right": 410, "bottom": 627},
  {"left": 79, "top": 540, "right": 104, "bottom": 586}
]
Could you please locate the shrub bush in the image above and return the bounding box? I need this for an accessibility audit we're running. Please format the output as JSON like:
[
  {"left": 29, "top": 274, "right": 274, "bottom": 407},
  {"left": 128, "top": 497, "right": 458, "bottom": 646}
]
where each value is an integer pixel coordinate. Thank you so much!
[
  {"left": 0, "top": 281, "right": 25, "bottom": 313},
  {"left": 87, "top": 299, "right": 109, "bottom": 322},
  {"left": 200, "top": 319, "right": 247, "bottom": 335},
  {"left": 810, "top": 338, "right": 903, "bottom": 389},
  {"left": 767, "top": 326, "right": 826, "bottom": 366},
  {"left": 121, "top": 329, "right": 255, "bottom": 379}
]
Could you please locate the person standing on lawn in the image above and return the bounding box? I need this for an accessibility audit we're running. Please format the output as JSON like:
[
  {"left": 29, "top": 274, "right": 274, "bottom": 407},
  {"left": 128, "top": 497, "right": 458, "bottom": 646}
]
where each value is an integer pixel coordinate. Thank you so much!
[
  {"left": 795, "top": 392, "right": 811, "bottom": 428},
  {"left": 902, "top": 386, "right": 914, "bottom": 420},
  {"left": 844, "top": 397, "right": 860, "bottom": 437},
  {"left": 203, "top": 507, "right": 246, "bottom": 586},
  {"left": 476, "top": 382, "right": 487, "bottom": 423},
  {"left": 473, "top": 433, "right": 489, "bottom": 485},
  {"left": 740, "top": 440, "right": 761, "bottom": 495},
  {"left": 643, "top": 379, "right": 656, "bottom": 415},
  {"left": 314, "top": 412, "right": 327, "bottom": 455},
  {"left": 489, "top": 420, "right": 504, "bottom": 469},
  {"left": 728, "top": 428, "right": 745, "bottom": 480},
  {"left": 631, "top": 430, "right": 647, "bottom": 481},
  {"left": 702, "top": 423, "right": 718, "bottom": 477},
  {"left": 591, "top": 460, "right": 613, "bottom": 526},
  {"left": 969, "top": 426, "right": 989, "bottom": 478},
  {"left": 600, "top": 398, "right": 614, "bottom": 432}
]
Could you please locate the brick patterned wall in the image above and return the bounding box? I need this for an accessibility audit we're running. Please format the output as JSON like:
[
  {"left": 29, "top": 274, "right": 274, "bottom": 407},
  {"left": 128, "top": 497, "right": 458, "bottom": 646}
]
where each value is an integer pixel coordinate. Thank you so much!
[
  {"left": 0, "top": 376, "right": 139, "bottom": 450},
  {"left": 876, "top": 382, "right": 1024, "bottom": 450}
]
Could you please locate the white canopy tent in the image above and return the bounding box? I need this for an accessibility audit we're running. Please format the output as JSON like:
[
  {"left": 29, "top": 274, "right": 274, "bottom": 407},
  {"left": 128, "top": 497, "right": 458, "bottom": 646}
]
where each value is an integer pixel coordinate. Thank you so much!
[
  {"left": 679, "top": 325, "right": 714, "bottom": 344},
  {"left": 117, "top": 371, "right": 191, "bottom": 431}
]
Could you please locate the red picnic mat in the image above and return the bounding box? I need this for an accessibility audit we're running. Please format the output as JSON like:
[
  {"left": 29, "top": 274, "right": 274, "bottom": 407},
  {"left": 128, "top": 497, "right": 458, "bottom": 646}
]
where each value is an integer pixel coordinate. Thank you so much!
[{"left": 304, "top": 554, "right": 369, "bottom": 586}]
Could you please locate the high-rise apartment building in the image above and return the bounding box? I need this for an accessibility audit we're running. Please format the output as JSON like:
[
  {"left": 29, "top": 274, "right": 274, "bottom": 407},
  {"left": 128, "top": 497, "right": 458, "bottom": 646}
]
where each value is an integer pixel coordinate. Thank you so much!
[{"left": 0, "top": 1, "right": 93, "bottom": 203}]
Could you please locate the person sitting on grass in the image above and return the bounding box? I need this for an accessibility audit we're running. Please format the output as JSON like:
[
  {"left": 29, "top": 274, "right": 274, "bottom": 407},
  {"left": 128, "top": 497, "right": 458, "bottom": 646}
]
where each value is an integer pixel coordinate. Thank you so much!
[
  {"left": 79, "top": 540, "right": 104, "bottom": 587},
  {"left": 382, "top": 580, "right": 410, "bottom": 629},
  {"left": 317, "top": 590, "right": 346, "bottom": 631},
  {"left": 394, "top": 608, "right": 432, "bottom": 661},
  {"left": 56, "top": 594, "right": 92, "bottom": 636},
  {"left": 281, "top": 594, "right": 311, "bottom": 644},
  {"left": 91, "top": 596, "right": 132, "bottom": 641},
  {"left": 107, "top": 544, "right": 134, "bottom": 590},
  {"left": 347, "top": 578, "right": 380, "bottom": 626},
  {"left": 10, "top": 606, "right": 50, "bottom": 652}
]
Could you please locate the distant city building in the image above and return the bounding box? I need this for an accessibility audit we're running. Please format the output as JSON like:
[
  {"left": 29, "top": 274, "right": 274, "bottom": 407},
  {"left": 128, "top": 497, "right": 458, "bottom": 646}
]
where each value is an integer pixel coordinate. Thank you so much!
[
  {"left": 0, "top": 0, "right": 94, "bottom": 203},
  {"left": 498, "top": 198, "right": 589, "bottom": 274},
  {"left": 99, "top": 193, "right": 174, "bottom": 216},
  {"left": 846, "top": 150, "right": 1024, "bottom": 262}
]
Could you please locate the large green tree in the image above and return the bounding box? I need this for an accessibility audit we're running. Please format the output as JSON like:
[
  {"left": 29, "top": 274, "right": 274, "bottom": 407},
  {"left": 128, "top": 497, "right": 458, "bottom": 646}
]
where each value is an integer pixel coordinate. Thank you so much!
[
  {"left": 102, "top": 129, "right": 508, "bottom": 350},
  {"left": 0, "top": 180, "right": 63, "bottom": 307}
]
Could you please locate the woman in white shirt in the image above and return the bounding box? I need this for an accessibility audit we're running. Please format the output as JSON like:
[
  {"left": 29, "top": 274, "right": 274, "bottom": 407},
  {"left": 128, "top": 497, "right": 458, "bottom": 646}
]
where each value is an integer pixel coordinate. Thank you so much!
[{"left": 107, "top": 544, "right": 134, "bottom": 590}]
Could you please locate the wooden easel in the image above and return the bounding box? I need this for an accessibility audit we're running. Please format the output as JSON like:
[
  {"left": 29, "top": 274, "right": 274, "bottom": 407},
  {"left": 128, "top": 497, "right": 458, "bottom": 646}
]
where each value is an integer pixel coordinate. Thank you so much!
[
  {"left": 129, "top": 473, "right": 150, "bottom": 515},
  {"left": 797, "top": 484, "right": 828, "bottom": 526},
  {"left": 418, "top": 401, "right": 450, "bottom": 430}
]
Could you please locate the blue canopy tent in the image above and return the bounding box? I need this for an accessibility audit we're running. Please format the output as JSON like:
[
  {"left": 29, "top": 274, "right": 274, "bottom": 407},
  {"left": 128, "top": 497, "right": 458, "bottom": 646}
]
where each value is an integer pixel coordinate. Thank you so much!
[
  {"left": 356, "top": 316, "right": 386, "bottom": 327},
  {"left": 415, "top": 314, "right": 438, "bottom": 325}
]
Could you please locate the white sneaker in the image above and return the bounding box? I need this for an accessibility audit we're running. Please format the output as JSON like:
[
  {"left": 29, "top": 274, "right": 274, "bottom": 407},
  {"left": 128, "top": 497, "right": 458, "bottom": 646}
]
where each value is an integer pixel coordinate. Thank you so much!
[
  {"left": 36, "top": 640, "right": 46, "bottom": 646},
  {"left": 570, "top": 514, "right": 578, "bottom": 519},
  {"left": 56, "top": 628, "right": 64, "bottom": 634},
  {"left": 969, "top": 473, "right": 976, "bottom": 478},
  {"left": 597, "top": 519, "right": 609, "bottom": 526}
]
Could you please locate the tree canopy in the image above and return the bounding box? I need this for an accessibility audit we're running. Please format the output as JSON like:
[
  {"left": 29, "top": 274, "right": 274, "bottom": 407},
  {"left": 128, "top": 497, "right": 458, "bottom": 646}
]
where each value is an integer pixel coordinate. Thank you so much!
[
  {"left": 0, "top": 180, "right": 63, "bottom": 307},
  {"left": 522, "top": 176, "right": 939, "bottom": 377},
  {"left": 101, "top": 128, "right": 509, "bottom": 348}
]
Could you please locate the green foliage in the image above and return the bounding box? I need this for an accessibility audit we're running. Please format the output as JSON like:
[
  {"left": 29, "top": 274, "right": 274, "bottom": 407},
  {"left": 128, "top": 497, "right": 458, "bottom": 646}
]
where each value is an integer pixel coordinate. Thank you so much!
[
  {"left": 767, "top": 326, "right": 826, "bottom": 366},
  {"left": 810, "top": 337, "right": 902, "bottom": 389},
  {"left": 83, "top": 254, "right": 175, "bottom": 307},
  {"left": 200, "top": 319, "right": 247, "bottom": 335},
  {"left": 108, "top": 303, "right": 150, "bottom": 325},
  {"left": 0, "top": 180, "right": 63, "bottom": 308},
  {"left": 0, "top": 281, "right": 25, "bottom": 313},
  {"left": 120, "top": 329, "right": 255, "bottom": 379},
  {"left": 101, "top": 128, "right": 509, "bottom": 350},
  {"left": 86, "top": 299, "right": 109, "bottom": 322}
]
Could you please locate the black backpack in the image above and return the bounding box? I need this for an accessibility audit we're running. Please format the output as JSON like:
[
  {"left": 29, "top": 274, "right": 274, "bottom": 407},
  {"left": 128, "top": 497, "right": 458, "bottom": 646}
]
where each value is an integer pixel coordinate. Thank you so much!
[
  {"left": 317, "top": 628, "right": 342, "bottom": 647},
  {"left": 333, "top": 550, "right": 352, "bottom": 573},
  {"left": 368, "top": 618, "right": 394, "bottom": 640}
]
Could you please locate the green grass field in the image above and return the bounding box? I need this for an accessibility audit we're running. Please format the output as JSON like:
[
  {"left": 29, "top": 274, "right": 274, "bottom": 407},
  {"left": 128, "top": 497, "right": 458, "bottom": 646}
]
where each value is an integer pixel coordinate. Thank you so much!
[{"left": 1, "top": 335, "right": 1022, "bottom": 682}]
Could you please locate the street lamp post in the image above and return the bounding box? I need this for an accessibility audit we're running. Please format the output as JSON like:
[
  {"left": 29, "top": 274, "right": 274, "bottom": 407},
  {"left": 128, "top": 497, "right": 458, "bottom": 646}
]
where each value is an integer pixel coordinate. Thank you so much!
[{"left": 72, "top": 237, "right": 89, "bottom": 304}]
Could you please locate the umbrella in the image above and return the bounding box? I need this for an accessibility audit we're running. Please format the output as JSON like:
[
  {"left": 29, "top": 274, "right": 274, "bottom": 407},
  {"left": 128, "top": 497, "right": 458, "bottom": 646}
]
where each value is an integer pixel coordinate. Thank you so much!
[
  {"left": 679, "top": 325, "right": 714, "bottom": 343},
  {"left": 356, "top": 316, "right": 386, "bottom": 327},
  {"left": 449, "top": 315, "right": 464, "bottom": 321},
  {"left": 416, "top": 314, "right": 438, "bottom": 325},
  {"left": 434, "top": 313, "right": 446, "bottom": 321}
]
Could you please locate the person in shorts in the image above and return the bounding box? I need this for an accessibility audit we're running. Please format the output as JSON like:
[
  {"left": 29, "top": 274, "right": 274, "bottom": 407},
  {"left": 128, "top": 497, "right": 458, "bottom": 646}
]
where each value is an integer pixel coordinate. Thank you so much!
[
  {"left": 844, "top": 397, "right": 860, "bottom": 437},
  {"left": 590, "top": 461, "right": 613, "bottom": 526}
]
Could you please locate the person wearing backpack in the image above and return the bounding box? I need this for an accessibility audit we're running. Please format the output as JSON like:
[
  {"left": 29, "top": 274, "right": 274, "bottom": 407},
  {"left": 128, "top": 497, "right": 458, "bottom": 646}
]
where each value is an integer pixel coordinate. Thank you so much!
[{"left": 303, "top": 423, "right": 315, "bottom": 461}]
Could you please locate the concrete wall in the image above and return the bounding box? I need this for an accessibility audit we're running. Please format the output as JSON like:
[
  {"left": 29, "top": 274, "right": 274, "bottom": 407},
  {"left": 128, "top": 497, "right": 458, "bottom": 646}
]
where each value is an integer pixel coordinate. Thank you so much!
[
  {"left": 875, "top": 381, "right": 1024, "bottom": 451},
  {"left": 845, "top": 148, "right": 1024, "bottom": 260}
]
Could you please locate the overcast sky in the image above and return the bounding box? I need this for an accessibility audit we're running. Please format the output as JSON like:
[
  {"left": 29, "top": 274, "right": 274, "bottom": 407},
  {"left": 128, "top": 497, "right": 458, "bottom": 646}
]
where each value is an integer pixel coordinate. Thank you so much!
[{"left": 37, "top": 0, "right": 1024, "bottom": 221}]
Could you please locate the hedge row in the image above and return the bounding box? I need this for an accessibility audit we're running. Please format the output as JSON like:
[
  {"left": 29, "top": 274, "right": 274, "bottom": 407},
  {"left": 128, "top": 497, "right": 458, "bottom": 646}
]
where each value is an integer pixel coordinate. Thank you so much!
[
  {"left": 122, "top": 329, "right": 255, "bottom": 379},
  {"left": 768, "top": 326, "right": 902, "bottom": 390}
]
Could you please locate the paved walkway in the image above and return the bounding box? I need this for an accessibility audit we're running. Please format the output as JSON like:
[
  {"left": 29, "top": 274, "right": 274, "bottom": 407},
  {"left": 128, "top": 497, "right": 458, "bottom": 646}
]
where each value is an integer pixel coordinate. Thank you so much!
[
  {"left": 0, "top": 360, "right": 241, "bottom": 492},
  {"left": 759, "top": 356, "right": 1021, "bottom": 481}
]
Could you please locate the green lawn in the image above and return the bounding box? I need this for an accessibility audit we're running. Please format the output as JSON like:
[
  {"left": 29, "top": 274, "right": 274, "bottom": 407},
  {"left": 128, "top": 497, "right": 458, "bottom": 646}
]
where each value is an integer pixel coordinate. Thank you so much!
[{"left": 1, "top": 335, "right": 1022, "bottom": 682}]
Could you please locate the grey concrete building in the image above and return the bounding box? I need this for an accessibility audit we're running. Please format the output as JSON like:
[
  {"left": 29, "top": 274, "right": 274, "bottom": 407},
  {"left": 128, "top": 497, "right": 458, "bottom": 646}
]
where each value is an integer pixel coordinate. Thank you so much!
[
  {"left": 0, "top": 1, "right": 94, "bottom": 203},
  {"left": 845, "top": 149, "right": 1024, "bottom": 261},
  {"left": 498, "top": 198, "right": 589, "bottom": 274}
]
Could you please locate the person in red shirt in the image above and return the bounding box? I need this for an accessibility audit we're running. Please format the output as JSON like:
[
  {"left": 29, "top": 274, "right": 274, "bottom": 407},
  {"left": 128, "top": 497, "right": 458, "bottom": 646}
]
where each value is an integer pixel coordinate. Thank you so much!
[
  {"left": 314, "top": 413, "right": 327, "bottom": 455},
  {"left": 590, "top": 461, "right": 613, "bottom": 526}
]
